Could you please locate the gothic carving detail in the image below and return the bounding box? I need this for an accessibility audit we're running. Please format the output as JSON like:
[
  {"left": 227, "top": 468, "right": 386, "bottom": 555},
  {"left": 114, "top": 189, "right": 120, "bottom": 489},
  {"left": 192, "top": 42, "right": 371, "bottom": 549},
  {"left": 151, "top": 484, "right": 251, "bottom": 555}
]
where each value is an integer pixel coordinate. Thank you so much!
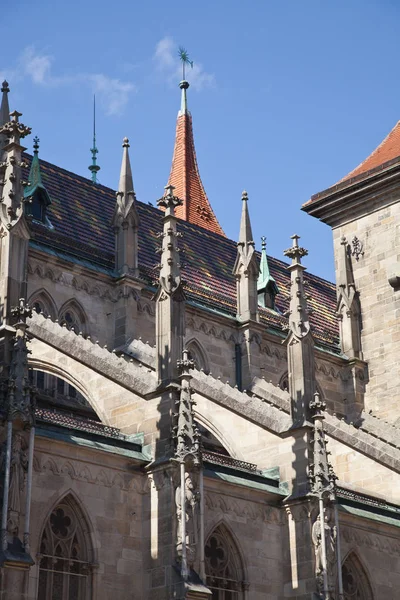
[
  {"left": 205, "top": 492, "right": 282, "bottom": 525},
  {"left": 33, "top": 454, "right": 142, "bottom": 492}
]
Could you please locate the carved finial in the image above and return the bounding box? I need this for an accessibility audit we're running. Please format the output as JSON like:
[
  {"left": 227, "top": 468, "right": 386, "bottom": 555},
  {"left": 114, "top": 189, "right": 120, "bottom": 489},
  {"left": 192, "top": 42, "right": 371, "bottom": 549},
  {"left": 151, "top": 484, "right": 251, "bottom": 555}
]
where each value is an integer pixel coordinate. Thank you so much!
[
  {"left": 242, "top": 190, "right": 248, "bottom": 201},
  {"left": 284, "top": 234, "right": 308, "bottom": 264},
  {"left": 177, "top": 348, "right": 195, "bottom": 374},
  {"left": 261, "top": 235, "right": 267, "bottom": 251},
  {"left": 33, "top": 136, "right": 40, "bottom": 154},
  {"left": 122, "top": 137, "right": 130, "bottom": 148},
  {"left": 158, "top": 183, "right": 183, "bottom": 214},
  {"left": 1, "top": 80, "right": 9, "bottom": 94}
]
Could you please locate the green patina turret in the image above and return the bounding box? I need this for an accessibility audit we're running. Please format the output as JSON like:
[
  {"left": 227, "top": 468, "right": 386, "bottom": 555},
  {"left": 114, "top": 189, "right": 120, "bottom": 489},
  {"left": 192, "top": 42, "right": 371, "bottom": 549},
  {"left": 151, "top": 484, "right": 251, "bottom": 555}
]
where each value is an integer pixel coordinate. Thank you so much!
[
  {"left": 257, "top": 236, "right": 278, "bottom": 309},
  {"left": 24, "top": 136, "right": 51, "bottom": 221}
]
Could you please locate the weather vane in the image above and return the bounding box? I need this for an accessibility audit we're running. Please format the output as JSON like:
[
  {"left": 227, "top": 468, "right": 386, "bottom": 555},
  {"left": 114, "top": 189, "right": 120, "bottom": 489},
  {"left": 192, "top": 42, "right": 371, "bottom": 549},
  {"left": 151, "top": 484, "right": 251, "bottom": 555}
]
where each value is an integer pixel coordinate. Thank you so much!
[{"left": 178, "top": 47, "right": 193, "bottom": 80}]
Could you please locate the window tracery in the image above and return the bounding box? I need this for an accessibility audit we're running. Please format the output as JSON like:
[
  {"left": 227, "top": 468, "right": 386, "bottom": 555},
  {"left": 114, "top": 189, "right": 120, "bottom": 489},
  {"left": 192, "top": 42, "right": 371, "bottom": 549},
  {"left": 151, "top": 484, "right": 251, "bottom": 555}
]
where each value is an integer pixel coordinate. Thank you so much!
[
  {"left": 205, "top": 526, "right": 245, "bottom": 599},
  {"left": 29, "top": 290, "right": 57, "bottom": 319},
  {"left": 38, "top": 498, "right": 91, "bottom": 600},
  {"left": 186, "top": 339, "right": 209, "bottom": 373},
  {"left": 58, "top": 301, "right": 87, "bottom": 336},
  {"left": 342, "top": 553, "right": 373, "bottom": 600}
]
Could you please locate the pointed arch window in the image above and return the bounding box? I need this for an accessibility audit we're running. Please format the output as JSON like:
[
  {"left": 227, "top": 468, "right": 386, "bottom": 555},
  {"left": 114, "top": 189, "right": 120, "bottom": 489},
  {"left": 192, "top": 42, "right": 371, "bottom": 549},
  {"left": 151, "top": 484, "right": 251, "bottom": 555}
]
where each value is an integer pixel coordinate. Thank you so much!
[
  {"left": 59, "top": 301, "right": 87, "bottom": 336},
  {"left": 37, "top": 497, "right": 91, "bottom": 600},
  {"left": 29, "top": 290, "right": 57, "bottom": 320},
  {"left": 186, "top": 339, "right": 209, "bottom": 373},
  {"left": 205, "top": 525, "right": 246, "bottom": 599},
  {"left": 342, "top": 553, "right": 373, "bottom": 600}
]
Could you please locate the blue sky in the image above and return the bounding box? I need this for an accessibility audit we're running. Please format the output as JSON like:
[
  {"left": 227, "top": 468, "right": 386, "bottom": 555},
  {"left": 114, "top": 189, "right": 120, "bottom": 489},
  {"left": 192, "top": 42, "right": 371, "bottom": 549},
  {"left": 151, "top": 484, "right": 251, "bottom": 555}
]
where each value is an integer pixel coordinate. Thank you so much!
[{"left": 2, "top": 0, "right": 400, "bottom": 281}]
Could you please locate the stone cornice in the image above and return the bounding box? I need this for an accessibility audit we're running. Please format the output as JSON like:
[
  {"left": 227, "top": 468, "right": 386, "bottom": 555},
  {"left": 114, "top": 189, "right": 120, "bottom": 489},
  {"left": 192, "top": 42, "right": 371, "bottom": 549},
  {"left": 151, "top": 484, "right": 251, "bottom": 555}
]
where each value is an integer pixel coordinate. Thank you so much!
[{"left": 303, "top": 163, "right": 400, "bottom": 227}]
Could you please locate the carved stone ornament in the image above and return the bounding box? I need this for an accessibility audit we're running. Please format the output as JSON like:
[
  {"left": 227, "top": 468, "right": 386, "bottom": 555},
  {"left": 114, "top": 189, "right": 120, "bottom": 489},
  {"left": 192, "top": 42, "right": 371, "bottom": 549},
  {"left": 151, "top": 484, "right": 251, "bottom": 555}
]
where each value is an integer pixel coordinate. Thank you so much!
[
  {"left": 7, "top": 431, "right": 28, "bottom": 535},
  {"left": 175, "top": 470, "right": 200, "bottom": 566},
  {"left": 351, "top": 236, "right": 364, "bottom": 261},
  {"left": 312, "top": 506, "right": 337, "bottom": 597}
]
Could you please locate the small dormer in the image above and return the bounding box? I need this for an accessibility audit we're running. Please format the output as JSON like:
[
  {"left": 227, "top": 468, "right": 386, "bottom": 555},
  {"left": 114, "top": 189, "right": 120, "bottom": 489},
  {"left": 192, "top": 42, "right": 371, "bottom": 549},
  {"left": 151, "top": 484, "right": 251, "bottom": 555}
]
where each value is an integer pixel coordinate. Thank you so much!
[
  {"left": 24, "top": 136, "right": 51, "bottom": 223},
  {"left": 257, "top": 236, "right": 279, "bottom": 310}
]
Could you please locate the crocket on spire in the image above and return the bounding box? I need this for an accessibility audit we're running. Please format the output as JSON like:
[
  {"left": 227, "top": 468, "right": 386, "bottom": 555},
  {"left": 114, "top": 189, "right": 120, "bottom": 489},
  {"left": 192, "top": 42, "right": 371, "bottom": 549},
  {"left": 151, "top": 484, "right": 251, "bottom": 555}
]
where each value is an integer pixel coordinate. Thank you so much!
[{"left": 166, "top": 80, "right": 225, "bottom": 236}]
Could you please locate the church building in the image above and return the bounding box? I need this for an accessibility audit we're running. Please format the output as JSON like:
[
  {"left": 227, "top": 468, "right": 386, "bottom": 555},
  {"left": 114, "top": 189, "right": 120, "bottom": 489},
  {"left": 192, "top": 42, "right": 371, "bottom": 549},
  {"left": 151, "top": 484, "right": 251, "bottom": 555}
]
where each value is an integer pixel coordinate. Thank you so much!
[{"left": 0, "top": 74, "right": 399, "bottom": 600}]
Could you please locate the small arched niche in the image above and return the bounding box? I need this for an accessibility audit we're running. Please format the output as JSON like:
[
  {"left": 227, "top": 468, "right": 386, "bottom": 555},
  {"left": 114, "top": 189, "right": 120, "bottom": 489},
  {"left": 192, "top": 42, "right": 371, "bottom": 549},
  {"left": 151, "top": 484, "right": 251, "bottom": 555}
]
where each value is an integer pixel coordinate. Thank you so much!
[
  {"left": 205, "top": 523, "right": 247, "bottom": 599},
  {"left": 37, "top": 494, "right": 93, "bottom": 600}
]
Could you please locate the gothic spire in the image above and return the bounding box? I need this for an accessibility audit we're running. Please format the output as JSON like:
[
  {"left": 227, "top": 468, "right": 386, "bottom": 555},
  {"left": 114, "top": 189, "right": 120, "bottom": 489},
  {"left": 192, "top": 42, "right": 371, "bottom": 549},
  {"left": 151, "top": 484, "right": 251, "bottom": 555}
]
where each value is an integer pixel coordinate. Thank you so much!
[
  {"left": 0, "top": 110, "right": 31, "bottom": 228},
  {"left": 88, "top": 95, "right": 100, "bottom": 183},
  {"left": 0, "top": 80, "right": 10, "bottom": 155},
  {"left": 5, "top": 299, "right": 35, "bottom": 425},
  {"left": 233, "top": 191, "right": 259, "bottom": 321},
  {"left": 112, "top": 137, "right": 139, "bottom": 276},
  {"left": 155, "top": 184, "right": 186, "bottom": 384},
  {"left": 336, "top": 236, "right": 362, "bottom": 359},
  {"left": 174, "top": 349, "right": 201, "bottom": 465},
  {"left": 309, "top": 391, "right": 339, "bottom": 599},
  {"left": 257, "top": 236, "right": 279, "bottom": 309},
  {"left": 167, "top": 80, "right": 225, "bottom": 236},
  {"left": 308, "top": 392, "right": 337, "bottom": 500},
  {"left": 283, "top": 234, "right": 315, "bottom": 423},
  {"left": 284, "top": 234, "right": 312, "bottom": 338}
]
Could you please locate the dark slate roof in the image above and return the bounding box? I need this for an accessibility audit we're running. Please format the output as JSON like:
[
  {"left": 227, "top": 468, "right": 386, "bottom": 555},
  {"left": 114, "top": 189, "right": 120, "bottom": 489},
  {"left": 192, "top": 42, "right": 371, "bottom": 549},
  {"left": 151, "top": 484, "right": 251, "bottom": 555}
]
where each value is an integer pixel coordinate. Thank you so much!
[{"left": 24, "top": 154, "right": 340, "bottom": 354}]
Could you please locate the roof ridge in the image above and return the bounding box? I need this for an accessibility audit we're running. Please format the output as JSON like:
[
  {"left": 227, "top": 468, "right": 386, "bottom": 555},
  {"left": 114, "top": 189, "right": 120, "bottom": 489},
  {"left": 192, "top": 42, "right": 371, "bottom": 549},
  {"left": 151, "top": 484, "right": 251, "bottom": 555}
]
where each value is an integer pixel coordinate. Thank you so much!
[{"left": 341, "top": 120, "right": 400, "bottom": 182}]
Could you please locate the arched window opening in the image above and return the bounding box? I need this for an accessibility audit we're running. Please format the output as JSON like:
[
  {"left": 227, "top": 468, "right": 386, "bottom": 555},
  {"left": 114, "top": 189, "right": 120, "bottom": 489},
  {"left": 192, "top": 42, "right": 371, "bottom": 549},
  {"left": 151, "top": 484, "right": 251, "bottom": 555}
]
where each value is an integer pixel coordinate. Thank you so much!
[
  {"left": 342, "top": 553, "right": 373, "bottom": 600},
  {"left": 29, "top": 369, "right": 97, "bottom": 420},
  {"left": 205, "top": 525, "right": 245, "bottom": 599},
  {"left": 59, "top": 309, "right": 81, "bottom": 334},
  {"left": 28, "top": 290, "right": 57, "bottom": 320},
  {"left": 186, "top": 339, "right": 209, "bottom": 374},
  {"left": 38, "top": 497, "right": 91, "bottom": 600},
  {"left": 58, "top": 301, "right": 87, "bottom": 336}
]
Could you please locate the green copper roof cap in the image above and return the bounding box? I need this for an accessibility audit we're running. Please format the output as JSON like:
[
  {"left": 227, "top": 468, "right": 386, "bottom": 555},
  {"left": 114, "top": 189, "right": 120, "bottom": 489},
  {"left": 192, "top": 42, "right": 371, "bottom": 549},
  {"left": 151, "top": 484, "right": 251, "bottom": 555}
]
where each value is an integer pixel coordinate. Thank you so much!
[
  {"left": 257, "top": 236, "right": 279, "bottom": 294},
  {"left": 24, "top": 136, "right": 51, "bottom": 205}
]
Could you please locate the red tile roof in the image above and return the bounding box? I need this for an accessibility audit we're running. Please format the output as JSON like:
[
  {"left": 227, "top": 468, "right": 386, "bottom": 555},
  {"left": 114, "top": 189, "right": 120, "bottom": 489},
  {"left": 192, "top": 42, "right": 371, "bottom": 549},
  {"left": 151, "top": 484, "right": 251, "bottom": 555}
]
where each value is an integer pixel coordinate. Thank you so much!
[
  {"left": 24, "top": 154, "right": 340, "bottom": 354},
  {"left": 305, "top": 121, "right": 400, "bottom": 208},
  {"left": 341, "top": 121, "right": 400, "bottom": 182},
  {"left": 167, "top": 111, "right": 225, "bottom": 237}
]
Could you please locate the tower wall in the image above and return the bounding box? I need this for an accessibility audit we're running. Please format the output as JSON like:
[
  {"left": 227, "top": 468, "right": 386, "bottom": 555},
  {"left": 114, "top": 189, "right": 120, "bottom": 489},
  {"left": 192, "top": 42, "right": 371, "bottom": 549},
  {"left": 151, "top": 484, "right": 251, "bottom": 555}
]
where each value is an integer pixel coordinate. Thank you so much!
[{"left": 332, "top": 197, "right": 400, "bottom": 422}]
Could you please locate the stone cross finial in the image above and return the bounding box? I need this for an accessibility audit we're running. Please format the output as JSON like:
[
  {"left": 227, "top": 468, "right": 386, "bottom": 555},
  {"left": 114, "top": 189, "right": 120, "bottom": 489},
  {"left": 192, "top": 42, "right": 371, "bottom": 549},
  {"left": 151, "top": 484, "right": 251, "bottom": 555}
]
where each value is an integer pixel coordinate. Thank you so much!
[
  {"left": 261, "top": 235, "right": 267, "bottom": 251},
  {"left": 33, "top": 136, "right": 40, "bottom": 154}
]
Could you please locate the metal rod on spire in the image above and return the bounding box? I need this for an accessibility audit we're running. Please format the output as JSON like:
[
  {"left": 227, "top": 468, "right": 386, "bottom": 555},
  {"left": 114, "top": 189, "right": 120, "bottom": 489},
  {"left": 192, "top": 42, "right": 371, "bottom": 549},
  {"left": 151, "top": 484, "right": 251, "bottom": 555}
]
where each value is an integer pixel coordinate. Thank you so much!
[
  {"left": 88, "top": 94, "right": 100, "bottom": 184},
  {"left": 178, "top": 47, "right": 193, "bottom": 82}
]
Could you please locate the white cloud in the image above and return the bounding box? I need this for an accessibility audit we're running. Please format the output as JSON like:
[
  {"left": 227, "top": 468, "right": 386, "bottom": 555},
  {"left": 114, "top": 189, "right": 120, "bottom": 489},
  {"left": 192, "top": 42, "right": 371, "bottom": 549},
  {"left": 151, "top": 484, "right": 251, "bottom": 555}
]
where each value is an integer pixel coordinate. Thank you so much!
[
  {"left": 154, "top": 37, "right": 215, "bottom": 91},
  {"left": 20, "top": 46, "right": 53, "bottom": 84},
  {"left": 90, "top": 74, "right": 135, "bottom": 116},
  {"left": 154, "top": 37, "right": 176, "bottom": 70},
  {"left": 2, "top": 46, "right": 135, "bottom": 117}
]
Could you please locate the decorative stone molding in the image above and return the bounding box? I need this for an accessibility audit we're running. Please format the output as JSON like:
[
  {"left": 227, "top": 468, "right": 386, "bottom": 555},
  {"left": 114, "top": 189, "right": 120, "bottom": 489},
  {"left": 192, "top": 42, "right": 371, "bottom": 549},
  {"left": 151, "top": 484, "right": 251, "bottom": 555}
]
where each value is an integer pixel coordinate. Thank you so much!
[
  {"left": 33, "top": 453, "right": 143, "bottom": 492},
  {"left": 341, "top": 525, "right": 400, "bottom": 555},
  {"left": 186, "top": 316, "right": 237, "bottom": 344},
  {"left": 205, "top": 493, "right": 282, "bottom": 525},
  {"left": 28, "top": 260, "right": 140, "bottom": 303}
]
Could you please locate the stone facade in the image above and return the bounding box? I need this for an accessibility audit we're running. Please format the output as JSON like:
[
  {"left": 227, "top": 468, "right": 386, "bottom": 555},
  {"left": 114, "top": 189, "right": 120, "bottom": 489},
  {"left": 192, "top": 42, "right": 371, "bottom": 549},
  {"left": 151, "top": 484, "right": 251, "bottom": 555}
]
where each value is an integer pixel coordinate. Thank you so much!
[{"left": 0, "top": 79, "right": 399, "bottom": 600}]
